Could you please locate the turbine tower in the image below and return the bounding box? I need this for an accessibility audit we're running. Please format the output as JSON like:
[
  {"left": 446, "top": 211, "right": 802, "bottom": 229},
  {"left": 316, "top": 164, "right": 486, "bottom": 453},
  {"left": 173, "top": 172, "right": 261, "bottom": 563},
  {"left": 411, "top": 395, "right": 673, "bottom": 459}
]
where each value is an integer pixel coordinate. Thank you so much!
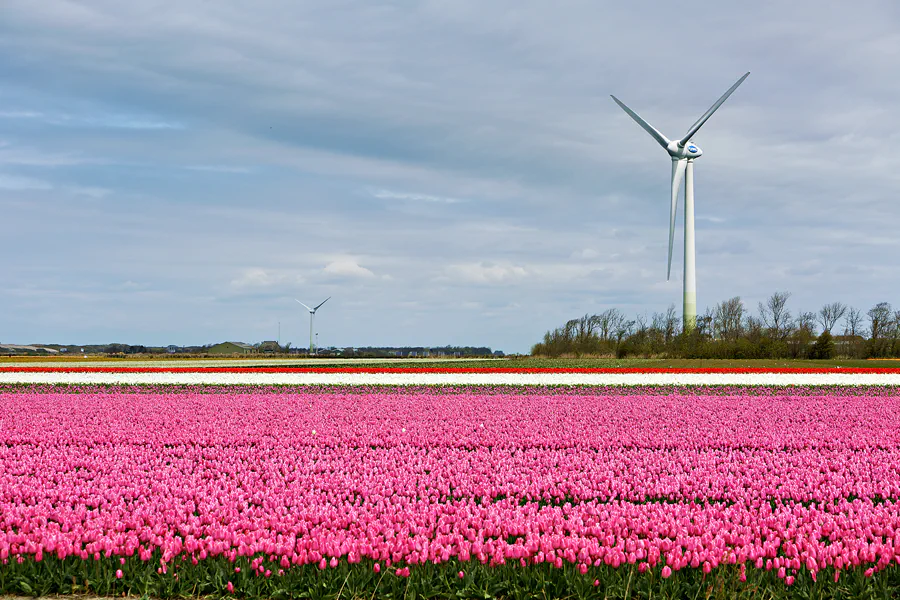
[
  {"left": 611, "top": 72, "right": 749, "bottom": 331},
  {"left": 296, "top": 297, "right": 330, "bottom": 355}
]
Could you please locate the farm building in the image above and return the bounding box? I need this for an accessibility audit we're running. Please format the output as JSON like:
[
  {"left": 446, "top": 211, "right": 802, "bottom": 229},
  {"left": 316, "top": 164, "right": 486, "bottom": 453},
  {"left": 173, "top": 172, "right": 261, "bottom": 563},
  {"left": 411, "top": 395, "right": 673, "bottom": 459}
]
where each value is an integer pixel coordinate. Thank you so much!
[
  {"left": 257, "top": 340, "right": 283, "bottom": 353},
  {"left": 207, "top": 342, "right": 257, "bottom": 355}
]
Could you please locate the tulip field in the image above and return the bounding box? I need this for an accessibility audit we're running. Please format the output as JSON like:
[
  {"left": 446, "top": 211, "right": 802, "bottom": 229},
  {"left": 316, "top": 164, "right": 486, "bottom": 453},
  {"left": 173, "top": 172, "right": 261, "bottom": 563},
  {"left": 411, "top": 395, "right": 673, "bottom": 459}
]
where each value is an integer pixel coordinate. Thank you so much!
[{"left": 2, "top": 376, "right": 900, "bottom": 598}]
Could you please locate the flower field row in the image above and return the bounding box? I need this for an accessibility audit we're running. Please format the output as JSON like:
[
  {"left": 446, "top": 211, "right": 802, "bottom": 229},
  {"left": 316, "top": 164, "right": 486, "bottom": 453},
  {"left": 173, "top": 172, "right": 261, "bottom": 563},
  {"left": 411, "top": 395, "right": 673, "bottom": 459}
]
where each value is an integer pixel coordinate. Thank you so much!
[
  {"left": 2, "top": 385, "right": 900, "bottom": 598},
  {"left": 2, "top": 370, "right": 900, "bottom": 386},
  {"left": 3, "top": 366, "right": 900, "bottom": 373}
]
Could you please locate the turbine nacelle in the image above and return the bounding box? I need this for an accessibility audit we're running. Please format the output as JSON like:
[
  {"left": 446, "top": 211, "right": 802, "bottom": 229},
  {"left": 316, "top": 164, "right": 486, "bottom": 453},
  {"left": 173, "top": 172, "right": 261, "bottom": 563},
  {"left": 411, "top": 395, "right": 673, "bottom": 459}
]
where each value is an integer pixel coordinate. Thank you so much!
[{"left": 667, "top": 140, "right": 702, "bottom": 160}]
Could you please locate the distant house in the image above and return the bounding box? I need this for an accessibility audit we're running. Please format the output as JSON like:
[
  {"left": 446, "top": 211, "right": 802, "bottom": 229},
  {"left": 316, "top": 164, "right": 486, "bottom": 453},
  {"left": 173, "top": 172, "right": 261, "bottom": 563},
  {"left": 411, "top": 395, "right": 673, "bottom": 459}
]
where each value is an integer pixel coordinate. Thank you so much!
[
  {"left": 207, "top": 342, "right": 257, "bottom": 355},
  {"left": 258, "top": 340, "right": 282, "bottom": 354}
]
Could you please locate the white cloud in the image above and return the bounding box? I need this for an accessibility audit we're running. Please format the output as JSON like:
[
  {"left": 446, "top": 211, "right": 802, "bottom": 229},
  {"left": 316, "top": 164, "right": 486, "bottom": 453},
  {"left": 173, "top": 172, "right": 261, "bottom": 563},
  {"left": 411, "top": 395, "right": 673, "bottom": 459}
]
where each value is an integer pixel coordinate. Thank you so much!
[
  {"left": 186, "top": 165, "right": 253, "bottom": 174},
  {"left": 446, "top": 262, "right": 529, "bottom": 284},
  {"left": 229, "top": 268, "right": 304, "bottom": 289},
  {"left": 113, "top": 280, "right": 148, "bottom": 291},
  {"left": 323, "top": 259, "right": 375, "bottom": 279},
  {"left": 67, "top": 185, "right": 111, "bottom": 199},
  {"left": 371, "top": 189, "right": 465, "bottom": 204},
  {"left": 0, "top": 142, "right": 94, "bottom": 167},
  {"left": 0, "top": 173, "right": 53, "bottom": 190},
  {"left": 44, "top": 113, "right": 183, "bottom": 130},
  {"left": 0, "top": 111, "right": 43, "bottom": 119},
  {"left": 571, "top": 248, "right": 600, "bottom": 259}
]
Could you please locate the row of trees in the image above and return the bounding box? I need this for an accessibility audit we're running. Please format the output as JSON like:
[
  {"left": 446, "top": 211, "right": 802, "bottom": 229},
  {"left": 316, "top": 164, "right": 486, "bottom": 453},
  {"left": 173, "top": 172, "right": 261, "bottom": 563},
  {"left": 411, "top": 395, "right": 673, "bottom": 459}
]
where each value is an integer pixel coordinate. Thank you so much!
[{"left": 531, "top": 293, "right": 900, "bottom": 359}]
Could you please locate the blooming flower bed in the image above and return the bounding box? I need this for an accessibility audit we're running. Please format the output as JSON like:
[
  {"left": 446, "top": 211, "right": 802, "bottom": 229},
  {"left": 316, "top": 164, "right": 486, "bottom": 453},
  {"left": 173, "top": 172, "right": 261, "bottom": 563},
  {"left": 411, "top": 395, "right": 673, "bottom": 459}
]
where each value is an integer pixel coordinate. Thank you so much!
[
  {"left": 4, "top": 366, "right": 900, "bottom": 372},
  {"left": 2, "top": 385, "right": 900, "bottom": 598},
  {"left": 2, "top": 366, "right": 900, "bottom": 386}
]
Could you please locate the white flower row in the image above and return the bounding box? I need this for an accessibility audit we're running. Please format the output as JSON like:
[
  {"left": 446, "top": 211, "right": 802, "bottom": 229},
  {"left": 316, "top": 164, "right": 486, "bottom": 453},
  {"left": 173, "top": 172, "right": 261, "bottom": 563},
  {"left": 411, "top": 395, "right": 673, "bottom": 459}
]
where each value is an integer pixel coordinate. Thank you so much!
[{"left": 1, "top": 372, "right": 899, "bottom": 385}]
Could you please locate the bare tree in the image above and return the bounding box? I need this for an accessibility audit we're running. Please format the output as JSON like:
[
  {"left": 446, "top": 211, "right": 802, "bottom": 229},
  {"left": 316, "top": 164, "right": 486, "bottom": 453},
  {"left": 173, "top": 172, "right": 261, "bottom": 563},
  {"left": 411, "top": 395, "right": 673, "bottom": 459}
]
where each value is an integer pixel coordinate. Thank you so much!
[
  {"left": 564, "top": 318, "right": 579, "bottom": 342},
  {"left": 759, "top": 291, "right": 793, "bottom": 340},
  {"left": 614, "top": 319, "right": 635, "bottom": 349},
  {"left": 647, "top": 311, "right": 668, "bottom": 355},
  {"left": 663, "top": 304, "right": 679, "bottom": 343},
  {"left": 713, "top": 297, "right": 745, "bottom": 341},
  {"left": 868, "top": 302, "right": 893, "bottom": 340},
  {"left": 573, "top": 314, "right": 598, "bottom": 348},
  {"left": 844, "top": 307, "right": 863, "bottom": 337},
  {"left": 650, "top": 311, "right": 666, "bottom": 336},
  {"left": 593, "top": 308, "right": 626, "bottom": 342},
  {"left": 790, "top": 311, "right": 818, "bottom": 359},
  {"left": 818, "top": 302, "right": 847, "bottom": 334},
  {"left": 744, "top": 315, "right": 764, "bottom": 339},
  {"left": 696, "top": 307, "right": 714, "bottom": 338},
  {"left": 796, "top": 311, "right": 817, "bottom": 337},
  {"left": 634, "top": 312, "right": 648, "bottom": 335}
]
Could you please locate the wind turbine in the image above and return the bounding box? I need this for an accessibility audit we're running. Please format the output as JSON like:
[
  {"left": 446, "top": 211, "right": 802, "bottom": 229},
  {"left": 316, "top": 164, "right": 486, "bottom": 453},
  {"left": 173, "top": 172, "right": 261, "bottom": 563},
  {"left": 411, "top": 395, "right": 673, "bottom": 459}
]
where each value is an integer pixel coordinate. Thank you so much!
[
  {"left": 611, "top": 72, "right": 749, "bottom": 331},
  {"left": 296, "top": 297, "right": 330, "bottom": 355}
]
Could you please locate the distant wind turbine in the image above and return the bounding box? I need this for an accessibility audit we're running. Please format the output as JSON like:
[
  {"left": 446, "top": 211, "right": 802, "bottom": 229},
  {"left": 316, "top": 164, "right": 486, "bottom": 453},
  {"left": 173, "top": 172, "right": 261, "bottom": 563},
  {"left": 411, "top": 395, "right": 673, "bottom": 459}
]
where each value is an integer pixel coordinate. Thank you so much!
[
  {"left": 611, "top": 72, "right": 749, "bottom": 331},
  {"left": 296, "top": 297, "right": 330, "bottom": 355}
]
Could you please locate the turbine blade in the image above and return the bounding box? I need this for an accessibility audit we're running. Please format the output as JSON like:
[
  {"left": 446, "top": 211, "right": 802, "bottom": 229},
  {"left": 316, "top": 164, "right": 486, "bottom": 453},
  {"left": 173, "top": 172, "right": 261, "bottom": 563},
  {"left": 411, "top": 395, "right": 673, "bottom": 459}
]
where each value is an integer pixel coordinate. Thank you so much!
[
  {"left": 314, "top": 296, "right": 331, "bottom": 311},
  {"left": 295, "top": 299, "right": 313, "bottom": 311},
  {"left": 678, "top": 72, "right": 749, "bottom": 146},
  {"left": 610, "top": 95, "right": 670, "bottom": 149},
  {"left": 668, "top": 159, "right": 687, "bottom": 280}
]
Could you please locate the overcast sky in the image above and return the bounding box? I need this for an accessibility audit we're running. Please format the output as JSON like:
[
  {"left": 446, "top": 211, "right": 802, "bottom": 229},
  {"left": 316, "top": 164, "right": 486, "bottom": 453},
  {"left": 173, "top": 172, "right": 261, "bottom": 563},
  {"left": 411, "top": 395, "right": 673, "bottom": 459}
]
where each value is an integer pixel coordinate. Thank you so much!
[{"left": 2, "top": 1, "right": 900, "bottom": 353}]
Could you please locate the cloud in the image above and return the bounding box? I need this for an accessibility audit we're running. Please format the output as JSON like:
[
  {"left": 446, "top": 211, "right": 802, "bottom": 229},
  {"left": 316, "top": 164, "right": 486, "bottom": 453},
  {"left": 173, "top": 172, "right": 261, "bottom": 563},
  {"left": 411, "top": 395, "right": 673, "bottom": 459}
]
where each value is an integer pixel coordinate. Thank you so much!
[
  {"left": 0, "top": 110, "right": 43, "bottom": 119},
  {"left": 323, "top": 259, "right": 375, "bottom": 279},
  {"left": 24, "top": 111, "right": 182, "bottom": 130},
  {"left": 229, "top": 268, "right": 304, "bottom": 289},
  {"left": 185, "top": 165, "right": 253, "bottom": 174},
  {"left": 371, "top": 189, "right": 465, "bottom": 204},
  {"left": 0, "top": 105, "right": 181, "bottom": 129},
  {"left": 66, "top": 185, "right": 111, "bottom": 199},
  {"left": 446, "top": 262, "right": 529, "bottom": 284},
  {"left": 113, "top": 280, "right": 148, "bottom": 291},
  {"left": 571, "top": 248, "right": 600, "bottom": 260},
  {"left": 2, "top": 1, "right": 900, "bottom": 352},
  {"left": 0, "top": 173, "right": 53, "bottom": 190},
  {"left": 0, "top": 142, "right": 95, "bottom": 167}
]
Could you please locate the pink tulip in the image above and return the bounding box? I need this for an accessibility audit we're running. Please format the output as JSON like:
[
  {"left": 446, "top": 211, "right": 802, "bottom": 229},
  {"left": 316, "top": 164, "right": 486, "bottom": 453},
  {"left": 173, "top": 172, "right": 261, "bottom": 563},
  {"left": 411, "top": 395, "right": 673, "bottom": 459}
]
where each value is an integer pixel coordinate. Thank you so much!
[{"left": 0, "top": 384, "right": 897, "bottom": 590}]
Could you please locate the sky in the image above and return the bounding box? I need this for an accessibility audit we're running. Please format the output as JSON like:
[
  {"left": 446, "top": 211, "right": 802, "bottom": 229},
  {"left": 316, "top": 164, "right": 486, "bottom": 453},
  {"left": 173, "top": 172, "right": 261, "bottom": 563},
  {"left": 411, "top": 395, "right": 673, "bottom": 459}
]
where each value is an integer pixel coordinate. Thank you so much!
[{"left": 2, "top": 1, "right": 900, "bottom": 353}]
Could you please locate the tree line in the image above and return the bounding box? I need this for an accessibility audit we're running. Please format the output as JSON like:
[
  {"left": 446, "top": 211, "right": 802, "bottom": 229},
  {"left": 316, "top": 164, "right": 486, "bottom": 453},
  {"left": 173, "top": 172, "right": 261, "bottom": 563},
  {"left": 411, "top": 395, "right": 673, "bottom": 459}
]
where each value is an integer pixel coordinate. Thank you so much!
[{"left": 531, "top": 293, "right": 900, "bottom": 359}]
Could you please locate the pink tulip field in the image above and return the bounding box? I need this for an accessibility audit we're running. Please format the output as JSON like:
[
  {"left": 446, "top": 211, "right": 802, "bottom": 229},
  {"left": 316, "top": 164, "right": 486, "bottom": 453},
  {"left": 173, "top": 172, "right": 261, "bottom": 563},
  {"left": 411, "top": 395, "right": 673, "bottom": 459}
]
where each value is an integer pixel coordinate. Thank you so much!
[{"left": 2, "top": 383, "right": 900, "bottom": 599}]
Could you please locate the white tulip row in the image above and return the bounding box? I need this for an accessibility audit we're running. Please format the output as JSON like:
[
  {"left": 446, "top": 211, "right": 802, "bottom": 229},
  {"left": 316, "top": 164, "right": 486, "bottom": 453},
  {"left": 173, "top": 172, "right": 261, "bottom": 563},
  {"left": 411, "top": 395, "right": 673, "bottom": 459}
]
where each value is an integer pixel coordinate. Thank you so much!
[{"left": 1, "top": 371, "right": 899, "bottom": 385}]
